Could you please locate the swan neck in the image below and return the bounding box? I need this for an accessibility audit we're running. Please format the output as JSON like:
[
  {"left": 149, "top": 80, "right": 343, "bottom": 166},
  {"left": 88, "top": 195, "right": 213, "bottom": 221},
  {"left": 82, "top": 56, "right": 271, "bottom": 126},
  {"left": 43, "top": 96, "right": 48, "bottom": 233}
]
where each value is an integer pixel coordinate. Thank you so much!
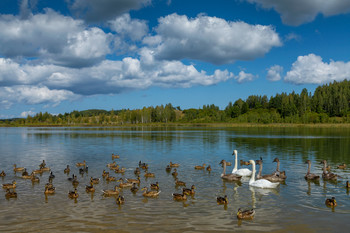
[
  {"left": 276, "top": 161, "right": 280, "bottom": 172},
  {"left": 233, "top": 151, "right": 238, "bottom": 171},
  {"left": 258, "top": 163, "right": 262, "bottom": 177},
  {"left": 307, "top": 162, "right": 311, "bottom": 174},
  {"left": 249, "top": 161, "right": 256, "bottom": 184}
]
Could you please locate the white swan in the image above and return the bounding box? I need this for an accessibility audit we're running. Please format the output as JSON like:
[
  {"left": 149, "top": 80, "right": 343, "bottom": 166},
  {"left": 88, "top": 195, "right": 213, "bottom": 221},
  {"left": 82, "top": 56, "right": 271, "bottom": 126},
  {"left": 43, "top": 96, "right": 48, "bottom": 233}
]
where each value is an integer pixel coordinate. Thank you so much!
[
  {"left": 232, "top": 150, "right": 252, "bottom": 176},
  {"left": 248, "top": 160, "right": 279, "bottom": 189}
]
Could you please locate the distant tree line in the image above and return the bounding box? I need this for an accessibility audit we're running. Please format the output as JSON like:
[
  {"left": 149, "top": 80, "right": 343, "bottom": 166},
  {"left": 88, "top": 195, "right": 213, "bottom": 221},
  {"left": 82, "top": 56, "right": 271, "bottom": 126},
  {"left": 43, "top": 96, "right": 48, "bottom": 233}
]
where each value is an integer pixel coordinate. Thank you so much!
[{"left": 2, "top": 80, "right": 350, "bottom": 126}]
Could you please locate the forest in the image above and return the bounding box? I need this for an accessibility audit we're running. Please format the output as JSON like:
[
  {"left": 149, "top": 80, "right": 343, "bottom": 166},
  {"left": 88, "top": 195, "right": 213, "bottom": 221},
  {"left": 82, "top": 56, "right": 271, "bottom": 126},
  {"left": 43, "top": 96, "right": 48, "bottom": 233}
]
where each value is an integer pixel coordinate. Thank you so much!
[{"left": 2, "top": 80, "right": 350, "bottom": 126}]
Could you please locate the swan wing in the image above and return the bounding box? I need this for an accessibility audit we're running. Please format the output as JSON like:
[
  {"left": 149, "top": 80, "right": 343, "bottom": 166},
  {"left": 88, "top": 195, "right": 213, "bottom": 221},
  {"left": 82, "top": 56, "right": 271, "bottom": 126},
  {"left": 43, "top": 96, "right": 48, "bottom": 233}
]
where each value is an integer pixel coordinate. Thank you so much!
[
  {"left": 233, "top": 168, "right": 252, "bottom": 177},
  {"left": 250, "top": 179, "right": 279, "bottom": 189}
]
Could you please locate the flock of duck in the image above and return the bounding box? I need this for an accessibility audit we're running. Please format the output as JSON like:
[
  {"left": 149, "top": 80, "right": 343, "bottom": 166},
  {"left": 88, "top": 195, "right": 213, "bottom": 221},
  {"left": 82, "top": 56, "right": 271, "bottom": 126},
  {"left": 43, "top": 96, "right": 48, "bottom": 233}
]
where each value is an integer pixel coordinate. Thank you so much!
[{"left": 1, "top": 150, "right": 349, "bottom": 220}]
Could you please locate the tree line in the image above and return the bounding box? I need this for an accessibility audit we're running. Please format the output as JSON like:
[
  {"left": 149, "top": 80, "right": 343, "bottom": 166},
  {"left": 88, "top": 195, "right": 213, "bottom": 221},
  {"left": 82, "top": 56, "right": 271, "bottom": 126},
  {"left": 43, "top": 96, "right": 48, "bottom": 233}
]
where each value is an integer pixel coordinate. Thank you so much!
[{"left": 2, "top": 79, "right": 350, "bottom": 126}]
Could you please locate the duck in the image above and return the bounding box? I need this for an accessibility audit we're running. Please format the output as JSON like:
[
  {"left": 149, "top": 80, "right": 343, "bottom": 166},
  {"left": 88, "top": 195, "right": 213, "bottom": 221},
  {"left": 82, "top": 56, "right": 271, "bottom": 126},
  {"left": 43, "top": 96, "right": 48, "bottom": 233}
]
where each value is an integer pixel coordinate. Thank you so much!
[
  {"left": 76, "top": 160, "right": 86, "bottom": 167},
  {"left": 102, "top": 185, "right": 120, "bottom": 196},
  {"left": 171, "top": 169, "right": 178, "bottom": 177},
  {"left": 131, "top": 183, "right": 139, "bottom": 193},
  {"left": 117, "top": 178, "right": 133, "bottom": 188},
  {"left": 325, "top": 197, "right": 337, "bottom": 207},
  {"left": 217, "top": 195, "right": 228, "bottom": 204},
  {"left": 39, "top": 160, "right": 46, "bottom": 169},
  {"left": 40, "top": 167, "right": 51, "bottom": 172},
  {"left": 45, "top": 182, "right": 54, "bottom": 189},
  {"left": 116, "top": 195, "right": 125, "bottom": 204},
  {"left": 139, "top": 161, "right": 148, "bottom": 170},
  {"left": 107, "top": 161, "right": 117, "bottom": 168},
  {"left": 206, "top": 165, "right": 212, "bottom": 172},
  {"left": 33, "top": 168, "right": 44, "bottom": 175},
  {"left": 165, "top": 165, "right": 172, "bottom": 172},
  {"left": 67, "top": 174, "right": 76, "bottom": 181},
  {"left": 273, "top": 158, "right": 287, "bottom": 179},
  {"left": 44, "top": 185, "right": 55, "bottom": 194},
  {"left": 172, "top": 191, "right": 187, "bottom": 201},
  {"left": 183, "top": 185, "right": 196, "bottom": 196},
  {"left": 13, "top": 164, "right": 25, "bottom": 172},
  {"left": 337, "top": 163, "right": 347, "bottom": 169},
  {"left": 5, "top": 189, "right": 17, "bottom": 198},
  {"left": 0, "top": 170, "right": 6, "bottom": 177},
  {"left": 141, "top": 187, "right": 161, "bottom": 197},
  {"left": 175, "top": 177, "right": 186, "bottom": 186},
  {"left": 169, "top": 162, "right": 180, "bottom": 167},
  {"left": 31, "top": 173, "right": 40, "bottom": 183},
  {"left": 72, "top": 177, "right": 79, "bottom": 186},
  {"left": 194, "top": 164, "right": 206, "bottom": 170},
  {"left": 248, "top": 160, "right": 279, "bottom": 189},
  {"left": 112, "top": 153, "right": 120, "bottom": 159},
  {"left": 21, "top": 169, "right": 31, "bottom": 179},
  {"left": 346, "top": 181, "right": 350, "bottom": 189},
  {"left": 321, "top": 160, "right": 338, "bottom": 180},
  {"left": 231, "top": 150, "right": 252, "bottom": 177},
  {"left": 105, "top": 174, "right": 117, "bottom": 182},
  {"left": 240, "top": 160, "right": 250, "bottom": 166},
  {"left": 134, "top": 167, "right": 141, "bottom": 175},
  {"left": 255, "top": 159, "right": 284, "bottom": 182},
  {"left": 150, "top": 182, "right": 160, "bottom": 190},
  {"left": 102, "top": 170, "right": 109, "bottom": 178},
  {"left": 2, "top": 180, "right": 16, "bottom": 189},
  {"left": 85, "top": 181, "right": 95, "bottom": 192},
  {"left": 79, "top": 166, "right": 88, "bottom": 174},
  {"left": 114, "top": 167, "right": 126, "bottom": 174},
  {"left": 144, "top": 172, "right": 155, "bottom": 177},
  {"left": 126, "top": 176, "right": 140, "bottom": 184},
  {"left": 219, "top": 160, "right": 242, "bottom": 181},
  {"left": 237, "top": 208, "right": 255, "bottom": 220},
  {"left": 49, "top": 171, "right": 55, "bottom": 180},
  {"left": 64, "top": 165, "right": 70, "bottom": 174},
  {"left": 90, "top": 177, "right": 100, "bottom": 184},
  {"left": 304, "top": 160, "right": 320, "bottom": 180},
  {"left": 68, "top": 189, "right": 79, "bottom": 198}
]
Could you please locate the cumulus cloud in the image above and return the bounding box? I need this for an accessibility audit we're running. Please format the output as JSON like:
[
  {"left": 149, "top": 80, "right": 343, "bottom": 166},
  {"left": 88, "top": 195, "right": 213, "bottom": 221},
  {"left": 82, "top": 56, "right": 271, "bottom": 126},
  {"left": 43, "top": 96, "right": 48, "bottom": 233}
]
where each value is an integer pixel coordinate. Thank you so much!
[
  {"left": 245, "top": 0, "right": 350, "bottom": 26},
  {"left": 143, "top": 13, "right": 281, "bottom": 65},
  {"left": 69, "top": 0, "right": 151, "bottom": 23},
  {"left": 109, "top": 13, "right": 148, "bottom": 41},
  {"left": 0, "top": 9, "right": 111, "bottom": 68},
  {"left": 267, "top": 65, "right": 283, "bottom": 81},
  {"left": 284, "top": 54, "right": 350, "bottom": 84},
  {"left": 21, "top": 110, "right": 36, "bottom": 117},
  {"left": 234, "top": 71, "right": 258, "bottom": 83}
]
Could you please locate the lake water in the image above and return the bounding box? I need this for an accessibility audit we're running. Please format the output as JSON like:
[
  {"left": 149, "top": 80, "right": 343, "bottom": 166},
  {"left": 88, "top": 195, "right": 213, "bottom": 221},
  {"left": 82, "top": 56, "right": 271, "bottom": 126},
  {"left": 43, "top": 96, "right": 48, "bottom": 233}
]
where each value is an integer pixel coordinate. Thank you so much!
[{"left": 0, "top": 126, "right": 349, "bottom": 232}]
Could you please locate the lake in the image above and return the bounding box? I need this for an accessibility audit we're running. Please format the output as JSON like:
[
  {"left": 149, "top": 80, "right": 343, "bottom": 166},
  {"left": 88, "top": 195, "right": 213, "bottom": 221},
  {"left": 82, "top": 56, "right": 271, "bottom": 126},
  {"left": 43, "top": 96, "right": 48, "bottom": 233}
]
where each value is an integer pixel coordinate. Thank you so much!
[{"left": 0, "top": 126, "right": 349, "bottom": 232}]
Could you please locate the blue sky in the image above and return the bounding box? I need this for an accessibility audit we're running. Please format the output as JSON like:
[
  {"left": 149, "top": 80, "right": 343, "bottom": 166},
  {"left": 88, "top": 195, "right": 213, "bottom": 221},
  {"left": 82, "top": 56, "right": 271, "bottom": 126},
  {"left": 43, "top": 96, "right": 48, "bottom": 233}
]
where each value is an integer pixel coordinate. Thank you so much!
[{"left": 1, "top": 0, "right": 350, "bottom": 118}]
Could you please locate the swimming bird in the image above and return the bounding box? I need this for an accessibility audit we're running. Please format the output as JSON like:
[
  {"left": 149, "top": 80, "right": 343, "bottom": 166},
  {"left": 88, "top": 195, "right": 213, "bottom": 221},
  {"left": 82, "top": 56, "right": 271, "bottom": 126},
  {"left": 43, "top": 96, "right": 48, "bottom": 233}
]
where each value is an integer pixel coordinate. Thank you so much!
[
  {"left": 76, "top": 160, "right": 86, "bottom": 167},
  {"left": 325, "top": 197, "right": 337, "bottom": 207},
  {"left": 102, "top": 185, "right": 119, "bottom": 196},
  {"left": 22, "top": 169, "right": 31, "bottom": 179},
  {"left": 206, "top": 165, "right": 212, "bottom": 172},
  {"left": 194, "top": 164, "right": 206, "bottom": 170},
  {"left": 248, "top": 160, "right": 279, "bottom": 189},
  {"left": 171, "top": 168, "right": 178, "bottom": 177},
  {"left": 2, "top": 180, "right": 16, "bottom": 189},
  {"left": 172, "top": 190, "right": 187, "bottom": 201},
  {"left": 90, "top": 177, "right": 100, "bottom": 184},
  {"left": 304, "top": 160, "right": 320, "bottom": 180},
  {"left": 105, "top": 174, "right": 117, "bottom": 182},
  {"left": 150, "top": 182, "right": 160, "bottom": 190},
  {"left": 165, "top": 165, "right": 172, "bottom": 172},
  {"left": 217, "top": 195, "right": 228, "bottom": 204},
  {"left": 139, "top": 161, "right": 148, "bottom": 170},
  {"left": 5, "top": 189, "right": 17, "bottom": 198},
  {"left": 141, "top": 187, "right": 161, "bottom": 197},
  {"left": 144, "top": 172, "right": 155, "bottom": 177},
  {"left": 117, "top": 178, "right": 133, "bottom": 188},
  {"left": 131, "top": 183, "right": 139, "bottom": 193},
  {"left": 13, "top": 164, "right": 25, "bottom": 172},
  {"left": 169, "top": 162, "right": 180, "bottom": 167},
  {"left": 107, "top": 161, "right": 117, "bottom": 168},
  {"left": 49, "top": 171, "right": 55, "bottom": 179},
  {"left": 68, "top": 189, "right": 79, "bottom": 198},
  {"left": 0, "top": 170, "right": 6, "bottom": 177},
  {"left": 237, "top": 208, "right": 255, "bottom": 220},
  {"left": 67, "top": 174, "right": 76, "bottom": 181},
  {"left": 337, "top": 163, "right": 347, "bottom": 169},
  {"left": 112, "top": 153, "right": 120, "bottom": 159},
  {"left": 240, "top": 160, "right": 250, "bottom": 166},
  {"left": 44, "top": 185, "right": 55, "bottom": 194},
  {"left": 85, "top": 181, "right": 95, "bottom": 193},
  {"left": 255, "top": 160, "right": 285, "bottom": 182},
  {"left": 175, "top": 177, "right": 186, "bottom": 187},
  {"left": 39, "top": 160, "right": 46, "bottom": 169},
  {"left": 219, "top": 160, "right": 241, "bottom": 181},
  {"left": 116, "top": 195, "right": 125, "bottom": 204},
  {"left": 126, "top": 176, "right": 141, "bottom": 184},
  {"left": 64, "top": 165, "right": 70, "bottom": 174},
  {"left": 102, "top": 170, "right": 109, "bottom": 178},
  {"left": 232, "top": 150, "right": 252, "bottom": 177},
  {"left": 183, "top": 185, "right": 196, "bottom": 196},
  {"left": 346, "top": 181, "right": 350, "bottom": 189},
  {"left": 321, "top": 160, "right": 338, "bottom": 181},
  {"left": 273, "top": 158, "right": 287, "bottom": 179},
  {"left": 134, "top": 167, "right": 141, "bottom": 175}
]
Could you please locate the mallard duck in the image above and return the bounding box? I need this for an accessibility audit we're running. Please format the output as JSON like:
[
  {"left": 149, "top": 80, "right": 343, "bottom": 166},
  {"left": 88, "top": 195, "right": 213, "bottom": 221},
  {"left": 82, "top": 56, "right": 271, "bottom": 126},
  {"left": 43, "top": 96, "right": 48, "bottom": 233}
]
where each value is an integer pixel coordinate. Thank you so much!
[
  {"left": 321, "top": 160, "right": 338, "bottom": 180},
  {"left": 144, "top": 172, "right": 155, "bottom": 177},
  {"left": 217, "top": 195, "right": 228, "bottom": 204},
  {"left": 194, "top": 164, "right": 206, "bottom": 170},
  {"left": 67, "top": 174, "right": 76, "bottom": 181},
  {"left": 116, "top": 195, "right": 125, "bottom": 204},
  {"left": 172, "top": 191, "right": 187, "bottom": 201},
  {"left": 72, "top": 177, "right": 79, "bottom": 186},
  {"left": 165, "top": 165, "right": 172, "bottom": 172},
  {"left": 305, "top": 160, "right": 320, "bottom": 180},
  {"left": 5, "top": 189, "right": 17, "bottom": 198},
  {"left": 39, "top": 160, "right": 46, "bottom": 169},
  {"left": 90, "top": 177, "right": 100, "bottom": 184},
  {"left": 45, "top": 182, "right": 54, "bottom": 189},
  {"left": 206, "top": 165, "right": 212, "bottom": 172},
  {"left": 105, "top": 174, "right": 116, "bottom": 182},
  {"left": 337, "top": 163, "right": 347, "bottom": 169},
  {"left": 240, "top": 160, "right": 250, "bottom": 166},
  {"left": 237, "top": 208, "right": 255, "bottom": 220},
  {"left": 117, "top": 178, "right": 133, "bottom": 188},
  {"left": 64, "top": 165, "right": 70, "bottom": 174},
  {"left": 112, "top": 153, "right": 120, "bottom": 159},
  {"left": 126, "top": 176, "right": 140, "bottom": 184},
  {"left": 13, "top": 164, "right": 25, "bottom": 172},
  {"left": 68, "top": 189, "right": 79, "bottom": 198},
  {"left": 102, "top": 170, "right": 109, "bottom": 178},
  {"left": 79, "top": 166, "right": 88, "bottom": 174},
  {"left": 85, "top": 182, "right": 95, "bottom": 192},
  {"left": 114, "top": 167, "right": 126, "bottom": 174},
  {"left": 139, "top": 161, "right": 148, "bottom": 170},
  {"left": 141, "top": 187, "right": 161, "bottom": 197},
  {"left": 169, "top": 162, "right": 180, "bottom": 167},
  {"left": 150, "top": 182, "right": 160, "bottom": 190},
  {"left": 131, "top": 183, "right": 139, "bottom": 193},
  {"left": 33, "top": 169, "right": 44, "bottom": 175},
  {"left": 76, "top": 160, "right": 86, "bottom": 167},
  {"left": 49, "top": 171, "right": 55, "bottom": 179},
  {"left": 175, "top": 177, "right": 186, "bottom": 186},
  {"left": 40, "top": 167, "right": 51, "bottom": 172},
  {"left": 0, "top": 170, "right": 6, "bottom": 177},
  {"left": 44, "top": 185, "right": 55, "bottom": 194},
  {"left": 171, "top": 168, "right": 178, "bottom": 177},
  {"left": 2, "top": 180, "right": 16, "bottom": 189},
  {"left": 107, "top": 161, "right": 117, "bottom": 168},
  {"left": 102, "top": 185, "right": 120, "bottom": 196},
  {"left": 183, "top": 185, "right": 195, "bottom": 196},
  {"left": 134, "top": 167, "right": 141, "bottom": 175},
  {"left": 219, "top": 160, "right": 242, "bottom": 181},
  {"left": 31, "top": 174, "right": 40, "bottom": 183},
  {"left": 325, "top": 197, "right": 337, "bottom": 207},
  {"left": 22, "top": 169, "right": 31, "bottom": 179}
]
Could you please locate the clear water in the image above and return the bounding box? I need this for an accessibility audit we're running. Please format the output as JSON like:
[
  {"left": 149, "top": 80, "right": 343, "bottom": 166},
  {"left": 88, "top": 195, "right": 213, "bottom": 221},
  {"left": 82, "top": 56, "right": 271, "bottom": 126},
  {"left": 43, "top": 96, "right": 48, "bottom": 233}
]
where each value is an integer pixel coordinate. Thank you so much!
[{"left": 1, "top": 126, "right": 350, "bottom": 232}]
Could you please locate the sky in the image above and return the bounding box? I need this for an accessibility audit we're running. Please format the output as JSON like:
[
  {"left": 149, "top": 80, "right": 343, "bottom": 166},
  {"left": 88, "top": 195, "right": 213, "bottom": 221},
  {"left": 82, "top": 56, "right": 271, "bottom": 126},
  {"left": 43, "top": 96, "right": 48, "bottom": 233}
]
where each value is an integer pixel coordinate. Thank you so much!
[{"left": 1, "top": 0, "right": 350, "bottom": 119}]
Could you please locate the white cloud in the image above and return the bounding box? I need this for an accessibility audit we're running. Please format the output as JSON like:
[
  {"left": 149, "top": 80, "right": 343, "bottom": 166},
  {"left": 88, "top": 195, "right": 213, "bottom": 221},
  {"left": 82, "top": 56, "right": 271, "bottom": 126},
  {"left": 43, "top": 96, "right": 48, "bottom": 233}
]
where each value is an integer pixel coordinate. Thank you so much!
[
  {"left": 143, "top": 13, "right": 281, "bottom": 65},
  {"left": 267, "top": 65, "right": 283, "bottom": 81},
  {"left": 109, "top": 13, "right": 148, "bottom": 41},
  {"left": 20, "top": 110, "right": 36, "bottom": 118},
  {"left": 245, "top": 0, "right": 350, "bottom": 26},
  {"left": 69, "top": 0, "right": 151, "bottom": 22},
  {"left": 284, "top": 54, "right": 350, "bottom": 84},
  {"left": 234, "top": 71, "right": 258, "bottom": 83}
]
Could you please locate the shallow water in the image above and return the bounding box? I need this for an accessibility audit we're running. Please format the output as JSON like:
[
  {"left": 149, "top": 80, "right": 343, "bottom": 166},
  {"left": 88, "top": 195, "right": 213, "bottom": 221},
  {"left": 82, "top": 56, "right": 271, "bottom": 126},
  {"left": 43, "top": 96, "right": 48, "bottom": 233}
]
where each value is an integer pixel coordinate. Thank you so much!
[{"left": 0, "top": 126, "right": 349, "bottom": 232}]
